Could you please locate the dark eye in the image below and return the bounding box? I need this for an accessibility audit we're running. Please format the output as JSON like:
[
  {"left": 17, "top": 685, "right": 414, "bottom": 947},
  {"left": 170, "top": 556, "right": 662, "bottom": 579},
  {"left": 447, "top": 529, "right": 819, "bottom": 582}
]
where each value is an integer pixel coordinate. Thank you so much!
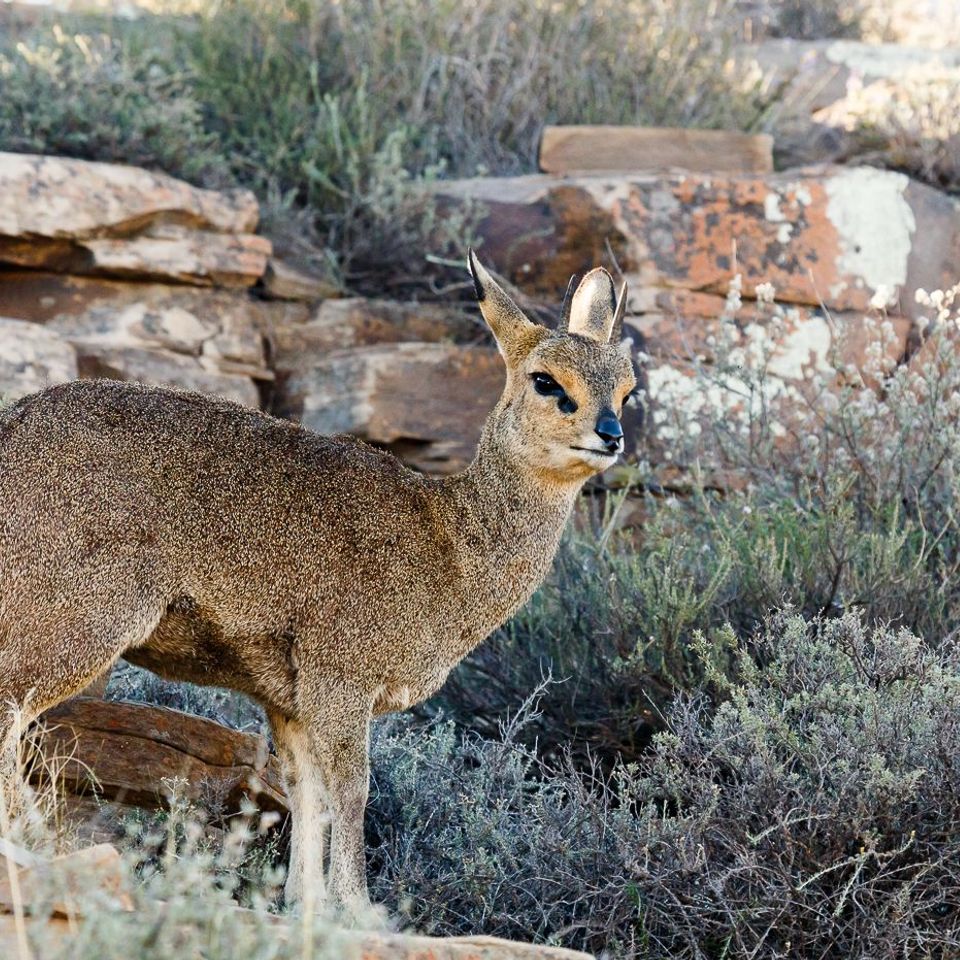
[
  {"left": 531, "top": 372, "right": 578, "bottom": 414},
  {"left": 532, "top": 372, "right": 560, "bottom": 395}
]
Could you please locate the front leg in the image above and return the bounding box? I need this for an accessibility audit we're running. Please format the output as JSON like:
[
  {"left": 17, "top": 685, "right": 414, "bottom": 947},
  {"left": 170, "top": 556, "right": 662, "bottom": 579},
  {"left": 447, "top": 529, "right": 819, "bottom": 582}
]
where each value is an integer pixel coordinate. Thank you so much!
[
  {"left": 269, "top": 711, "right": 331, "bottom": 909},
  {"left": 300, "top": 682, "right": 373, "bottom": 913}
]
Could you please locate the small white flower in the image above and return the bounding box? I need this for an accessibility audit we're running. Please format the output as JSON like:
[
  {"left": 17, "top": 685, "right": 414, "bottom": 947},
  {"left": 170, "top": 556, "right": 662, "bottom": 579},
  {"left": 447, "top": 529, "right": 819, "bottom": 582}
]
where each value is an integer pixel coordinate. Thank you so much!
[
  {"left": 755, "top": 282, "right": 776, "bottom": 304},
  {"left": 869, "top": 285, "right": 893, "bottom": 310}
]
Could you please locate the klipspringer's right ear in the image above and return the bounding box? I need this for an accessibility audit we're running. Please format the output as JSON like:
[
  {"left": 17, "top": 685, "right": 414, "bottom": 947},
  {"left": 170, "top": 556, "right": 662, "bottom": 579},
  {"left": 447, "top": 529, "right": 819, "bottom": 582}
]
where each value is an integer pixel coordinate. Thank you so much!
[{"left": 468, "top": 249, "right": 540, "bottom": 366}]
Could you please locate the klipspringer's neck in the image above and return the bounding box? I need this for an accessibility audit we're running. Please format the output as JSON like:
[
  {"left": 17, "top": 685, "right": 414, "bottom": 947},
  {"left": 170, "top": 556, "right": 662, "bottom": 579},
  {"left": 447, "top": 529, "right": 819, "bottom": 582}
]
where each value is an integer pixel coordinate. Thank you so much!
[
  {"left": 435, "top": 422, "right": 584, "bottom": 658},
  {"left": 459, "top": 419, "right": 584, "bottom": 523}
]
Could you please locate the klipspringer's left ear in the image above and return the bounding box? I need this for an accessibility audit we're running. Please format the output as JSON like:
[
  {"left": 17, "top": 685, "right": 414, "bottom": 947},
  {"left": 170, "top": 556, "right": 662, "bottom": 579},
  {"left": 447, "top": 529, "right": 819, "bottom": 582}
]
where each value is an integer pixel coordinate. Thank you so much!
[
  {"left": 468, "top": 249, "right": 541, "bottom": 366},
  {"left": 564, "top": 267, "right": 627, "bottom": 344}
]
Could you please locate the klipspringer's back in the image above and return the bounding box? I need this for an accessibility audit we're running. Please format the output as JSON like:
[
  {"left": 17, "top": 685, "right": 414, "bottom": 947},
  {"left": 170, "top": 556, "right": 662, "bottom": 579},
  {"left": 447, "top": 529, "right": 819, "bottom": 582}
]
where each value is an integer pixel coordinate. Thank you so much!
[{"left": 0, "top": 379, "right": 449, "bottom": 605}]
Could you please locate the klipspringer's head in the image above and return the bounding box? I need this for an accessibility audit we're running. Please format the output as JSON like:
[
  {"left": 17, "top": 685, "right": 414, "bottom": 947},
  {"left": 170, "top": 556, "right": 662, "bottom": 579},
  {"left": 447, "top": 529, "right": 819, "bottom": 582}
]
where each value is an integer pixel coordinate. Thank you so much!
[{"left": 468, "top": 250, "right": 638, "bottom": 484}]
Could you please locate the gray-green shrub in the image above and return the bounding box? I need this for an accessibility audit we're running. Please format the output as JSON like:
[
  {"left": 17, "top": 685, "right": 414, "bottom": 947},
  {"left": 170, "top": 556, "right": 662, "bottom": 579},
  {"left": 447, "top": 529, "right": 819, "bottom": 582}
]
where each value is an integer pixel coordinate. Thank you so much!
[{"left": 371, "top": 613, "right": 960, "bottom": 957}]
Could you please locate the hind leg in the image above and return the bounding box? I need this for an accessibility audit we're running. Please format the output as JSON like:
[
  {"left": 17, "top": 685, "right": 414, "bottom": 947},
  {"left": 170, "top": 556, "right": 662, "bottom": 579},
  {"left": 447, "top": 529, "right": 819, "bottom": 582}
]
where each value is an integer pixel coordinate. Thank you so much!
[{"left": 0, "top": 587, "right": 166, "bottom": 825}]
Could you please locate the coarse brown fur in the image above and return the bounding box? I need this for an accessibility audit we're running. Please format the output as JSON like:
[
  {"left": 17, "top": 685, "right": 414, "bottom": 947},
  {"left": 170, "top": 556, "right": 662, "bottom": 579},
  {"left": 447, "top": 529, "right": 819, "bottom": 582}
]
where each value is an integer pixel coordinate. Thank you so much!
[{"left": 0, "top": 254, "right": 636, "bottom": 911}]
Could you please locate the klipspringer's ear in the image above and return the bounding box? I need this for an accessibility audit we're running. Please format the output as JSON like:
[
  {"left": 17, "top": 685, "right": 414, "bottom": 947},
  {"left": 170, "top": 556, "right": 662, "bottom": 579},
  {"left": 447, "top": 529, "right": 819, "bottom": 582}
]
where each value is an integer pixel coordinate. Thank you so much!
[
  {"left": 468, "top": 249, "right": 540, "bottom": 365},
  {"left": 567, "top": 267, "right": 619, "bottom": 343}
]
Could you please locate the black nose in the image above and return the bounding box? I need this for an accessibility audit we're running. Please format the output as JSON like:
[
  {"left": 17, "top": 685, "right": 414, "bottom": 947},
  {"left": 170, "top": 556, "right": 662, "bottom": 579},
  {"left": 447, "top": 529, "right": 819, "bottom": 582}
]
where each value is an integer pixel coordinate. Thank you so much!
[{"left": 595, "top": 408, "right": 623, "bottom": 453}]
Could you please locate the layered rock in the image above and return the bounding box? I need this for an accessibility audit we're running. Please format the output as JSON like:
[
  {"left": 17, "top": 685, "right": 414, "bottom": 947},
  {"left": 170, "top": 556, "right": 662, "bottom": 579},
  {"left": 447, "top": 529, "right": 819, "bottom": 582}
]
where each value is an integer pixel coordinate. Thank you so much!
[
  {"left": 0, "top": 153, "right": 269, "bottom": 286},
  {"left": 0, "top": 271, "right": 309, "bottom": 406},
  {"left": 434, "top": 166, "right": 959, "bottom": 320},
  {"left": 279, "top": 343, "right": 505, "bottom": 474},
  {"left": 0, "top": 153, "right": 295, "bottom": 406}
]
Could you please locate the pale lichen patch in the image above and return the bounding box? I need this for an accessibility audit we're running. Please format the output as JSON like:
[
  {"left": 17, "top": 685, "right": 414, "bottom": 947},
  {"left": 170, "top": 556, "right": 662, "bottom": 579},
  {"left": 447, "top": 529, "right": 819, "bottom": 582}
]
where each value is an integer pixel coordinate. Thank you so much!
[{"left": 825, "top": 168, "right": 915, "bottom": 293}]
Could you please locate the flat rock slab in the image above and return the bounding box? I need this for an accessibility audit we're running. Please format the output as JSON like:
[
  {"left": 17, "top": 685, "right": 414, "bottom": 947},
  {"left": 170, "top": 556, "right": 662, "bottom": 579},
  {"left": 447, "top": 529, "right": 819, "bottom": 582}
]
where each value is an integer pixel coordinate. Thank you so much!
[
  {"left": 271, "top": 297, "right": 483, "bottom": 368},
  {"left": 539, "top": 125, "right": 773, "bottom": 174},
  {"left": 0, "top": 153, "right": 270, "bottom": 287},
  {"left": 434, "top": 166, "right": 960, "bottom": 321},
  {"left": 279, "top": 342, "right": 505, "bottom": 474},
  {"left": 35, "top": 698, "right": 288, "bottom": 815}
]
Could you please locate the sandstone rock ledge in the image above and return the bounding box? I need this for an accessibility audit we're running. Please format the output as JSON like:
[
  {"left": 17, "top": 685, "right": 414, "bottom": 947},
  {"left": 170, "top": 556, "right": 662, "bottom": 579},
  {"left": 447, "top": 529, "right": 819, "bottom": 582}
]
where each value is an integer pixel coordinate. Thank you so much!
[
  {"left": 0, "top": 842, "right": 593, "bottom": 960},
  {"left": 0, "top": 152, "right": 269, "bottom": 287},
  {"left": 34, "top": 697, "right": 287, "bottom": 816}
]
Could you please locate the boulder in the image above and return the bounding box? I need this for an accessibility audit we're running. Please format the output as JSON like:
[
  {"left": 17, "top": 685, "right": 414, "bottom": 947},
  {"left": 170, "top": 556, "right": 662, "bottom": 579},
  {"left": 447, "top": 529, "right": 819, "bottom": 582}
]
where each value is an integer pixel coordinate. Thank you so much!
[
  {"left": 279, "top": 343, "right": 505, "bottom": 473},
  {"left": 539, "top": 125, "right": 774, "bottom": 174},
  {"left": 35, "top": 698, "right": 288, "bottom": 816},
  {"left": 0, "top": 317, "right": 78, "bottom": 399},
  {"left": 435, "top": 167, "right": 960, "bottom": 321},
  {"left": 0, "top": 153, "right": 270, "bottom": 286}
]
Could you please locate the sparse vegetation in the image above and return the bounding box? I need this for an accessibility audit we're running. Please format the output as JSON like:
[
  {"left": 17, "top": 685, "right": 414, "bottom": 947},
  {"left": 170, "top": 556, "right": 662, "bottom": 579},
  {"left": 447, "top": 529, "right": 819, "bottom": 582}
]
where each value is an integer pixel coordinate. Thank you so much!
[
  {"left": 31, "top": 610, "right": 960, "bottom": 958},
  {"left": 0, "top": 0, "right": 767, "bottom": 287}
]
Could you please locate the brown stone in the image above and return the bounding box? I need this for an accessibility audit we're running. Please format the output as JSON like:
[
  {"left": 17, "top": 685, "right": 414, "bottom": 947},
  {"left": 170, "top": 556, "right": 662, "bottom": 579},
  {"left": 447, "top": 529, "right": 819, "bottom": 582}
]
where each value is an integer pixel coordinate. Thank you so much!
[
  {"left": 35, "top": 698, "right": 288, "bottom": 816},
  {"left": 279, "top": 343, "right": 505, "bottom": 473},
  {"left": 271, "top": 297, "right": 484, "bottom": 369},
  {"left": 539, "top": 125, "right": 774, "bottom": 175},
  {"left": 0, "top": 842, "right": 132, "bottom": 918},
  {"left": 0, "top": 152, "right": 269, "bottom": 286},
  {"left": 435, "top": 167, "right": 959, "bottom": 321},
  {"left": 261, "top": 257, "right": 341, "bottom": 301}
]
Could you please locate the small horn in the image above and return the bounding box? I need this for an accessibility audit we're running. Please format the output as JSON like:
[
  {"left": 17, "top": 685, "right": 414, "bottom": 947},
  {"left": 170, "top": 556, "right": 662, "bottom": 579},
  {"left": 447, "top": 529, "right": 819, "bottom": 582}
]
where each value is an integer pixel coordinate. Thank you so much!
[
  {"left": 557, "top": 273, "right": 577, "bottom": 335},
  {"left": 611, "top": 280, "right": 628, "bottom": 343}
]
